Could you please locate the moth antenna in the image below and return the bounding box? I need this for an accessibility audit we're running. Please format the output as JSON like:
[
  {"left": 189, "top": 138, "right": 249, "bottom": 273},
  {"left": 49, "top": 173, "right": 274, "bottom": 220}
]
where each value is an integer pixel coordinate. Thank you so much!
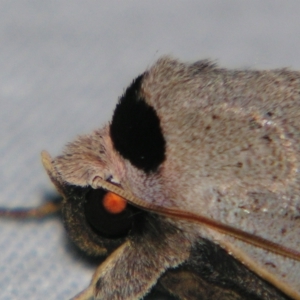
[
  {"left": 0, "top": 201, "right": 61, "bottom": 219},
  {"left": 93, "top": 176, "right": 300, "bottom": 262}
]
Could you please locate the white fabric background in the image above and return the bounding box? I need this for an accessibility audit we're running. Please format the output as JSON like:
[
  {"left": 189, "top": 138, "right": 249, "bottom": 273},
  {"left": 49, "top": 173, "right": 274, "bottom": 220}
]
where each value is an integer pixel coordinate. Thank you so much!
[{"left": 1, "top": 1, "right": 300, "bottom": 299}]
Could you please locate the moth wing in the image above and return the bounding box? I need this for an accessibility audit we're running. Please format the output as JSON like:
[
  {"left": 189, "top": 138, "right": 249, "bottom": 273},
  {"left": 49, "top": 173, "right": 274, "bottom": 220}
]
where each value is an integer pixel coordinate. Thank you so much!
[
  {"left": 207, "top": 208, "right": 300, "bottom": 300},
  {"left": 159, "top": 103, "right": 300, "bottom": 299}
]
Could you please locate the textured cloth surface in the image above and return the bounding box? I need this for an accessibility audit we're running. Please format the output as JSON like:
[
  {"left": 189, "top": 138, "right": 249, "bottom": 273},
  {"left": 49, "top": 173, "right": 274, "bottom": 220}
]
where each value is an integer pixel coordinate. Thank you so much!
[{"left": 1, "top": 2, "right": 300, "bottom": 300}]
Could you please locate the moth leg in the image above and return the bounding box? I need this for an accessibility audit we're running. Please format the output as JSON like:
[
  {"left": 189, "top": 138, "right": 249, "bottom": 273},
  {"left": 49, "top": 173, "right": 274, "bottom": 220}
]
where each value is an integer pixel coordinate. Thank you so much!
[
  {"left": 158, "top": 269, "right": 243, "bottom": 300},
  {"left": 70, "top": 285, "right": 94, "bottom": 300},
  {"left": 0, "top": 199, "right": 62, "bottom": 219},
  {"left": 160, "top": 238, "right": 291, "bottom": 300},
  {"left": 72, "top": 232, "right": 189, "bottom": 300}
]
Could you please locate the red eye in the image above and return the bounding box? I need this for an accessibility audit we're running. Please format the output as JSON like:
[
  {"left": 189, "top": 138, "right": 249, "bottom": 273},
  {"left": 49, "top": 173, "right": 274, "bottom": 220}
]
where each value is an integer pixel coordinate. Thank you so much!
[
  {"left": 103, "top": 192, "right": 127, "bottom": 214},
  {"left": 84, "top": 188, "right": 134, "bottom": 238}
]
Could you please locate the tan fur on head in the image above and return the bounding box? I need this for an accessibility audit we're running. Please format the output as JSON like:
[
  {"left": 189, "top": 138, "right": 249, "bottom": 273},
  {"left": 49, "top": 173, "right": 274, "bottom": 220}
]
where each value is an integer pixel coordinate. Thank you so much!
[{"left": 54, "top": 126, "right": 125, "bottom": 187}]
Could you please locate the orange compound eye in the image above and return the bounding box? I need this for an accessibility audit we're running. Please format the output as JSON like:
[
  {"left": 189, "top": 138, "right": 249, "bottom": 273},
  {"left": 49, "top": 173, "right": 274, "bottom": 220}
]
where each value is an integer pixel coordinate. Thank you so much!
[{"left": 103, "top": 192, "right": 127, "bottom": 214}]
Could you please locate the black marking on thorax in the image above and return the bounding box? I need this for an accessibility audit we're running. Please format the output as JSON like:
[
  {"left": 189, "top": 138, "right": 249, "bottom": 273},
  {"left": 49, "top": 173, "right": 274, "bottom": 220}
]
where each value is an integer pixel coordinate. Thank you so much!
[{"left": 110, "top": 74, "right": 166, "bottom": 173}]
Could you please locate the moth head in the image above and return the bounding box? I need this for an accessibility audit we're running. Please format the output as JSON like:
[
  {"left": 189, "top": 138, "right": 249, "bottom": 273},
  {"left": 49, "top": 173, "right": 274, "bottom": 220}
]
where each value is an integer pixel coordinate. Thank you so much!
[
  {"left": 41, "top": 130, "right": 142, "bottom": 256},
  {"left": 41, "top": 69, "right": 170, "bottom": 255}
]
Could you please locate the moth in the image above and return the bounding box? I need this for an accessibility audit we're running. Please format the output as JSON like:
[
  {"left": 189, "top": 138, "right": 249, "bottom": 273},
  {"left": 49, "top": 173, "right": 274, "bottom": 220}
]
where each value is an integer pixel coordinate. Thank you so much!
[{"left": 3, "top": 57, "right": 300, "bottom": 299}]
